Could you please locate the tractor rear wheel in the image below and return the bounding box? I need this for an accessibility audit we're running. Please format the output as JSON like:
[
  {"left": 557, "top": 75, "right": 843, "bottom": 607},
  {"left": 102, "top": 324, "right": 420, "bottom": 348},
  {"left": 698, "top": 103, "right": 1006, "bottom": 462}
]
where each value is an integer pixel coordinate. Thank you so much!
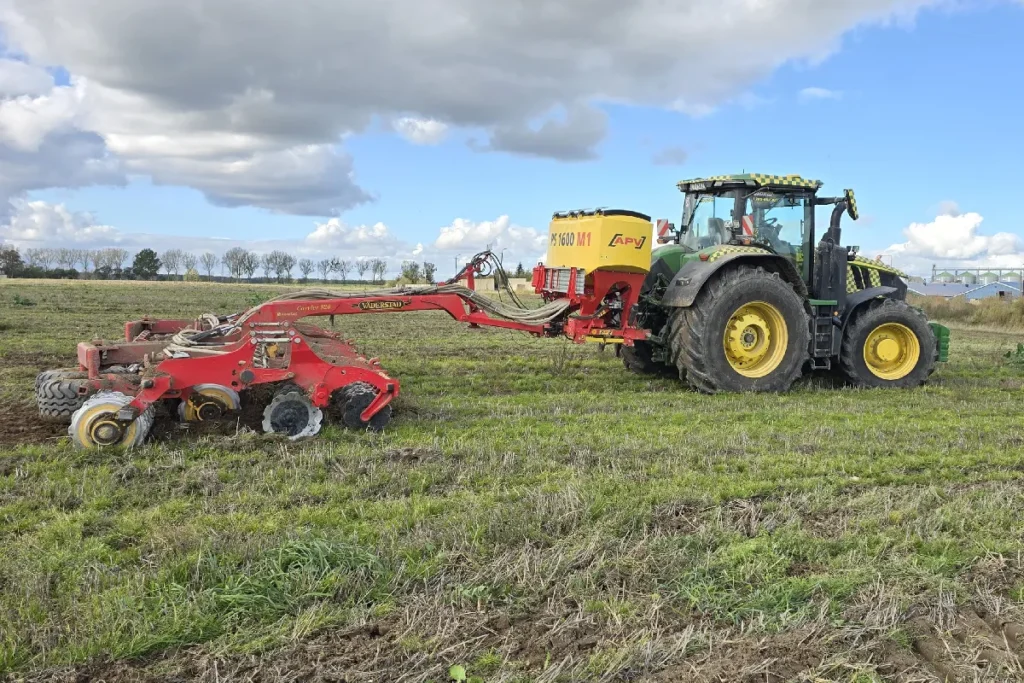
[
  {"left": 667, "top": 265, "right": 810, "bottom": 393},
  {"left": 840, "top": 299, "right": 937, "bottom": 388},
  {"left": 620, "top": 341, "right": 676, "bottom": 377}
]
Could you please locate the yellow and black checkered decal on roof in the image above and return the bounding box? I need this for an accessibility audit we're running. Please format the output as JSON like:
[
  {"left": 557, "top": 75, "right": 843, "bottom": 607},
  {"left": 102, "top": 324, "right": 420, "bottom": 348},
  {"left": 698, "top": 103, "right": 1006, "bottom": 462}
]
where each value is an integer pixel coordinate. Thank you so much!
[
  {"left": 706, "top": 246, "right": 771, "bottom": 263},
  {"left": 678, "top": 174, "right": 823, "bottom": 190}
]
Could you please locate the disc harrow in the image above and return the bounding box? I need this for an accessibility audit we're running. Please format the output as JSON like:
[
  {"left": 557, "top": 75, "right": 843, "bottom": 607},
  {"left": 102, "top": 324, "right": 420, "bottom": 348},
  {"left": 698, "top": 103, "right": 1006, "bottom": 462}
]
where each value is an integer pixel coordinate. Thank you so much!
[{"left": 40, "top": 250, "right": 650, "bottom": 449}]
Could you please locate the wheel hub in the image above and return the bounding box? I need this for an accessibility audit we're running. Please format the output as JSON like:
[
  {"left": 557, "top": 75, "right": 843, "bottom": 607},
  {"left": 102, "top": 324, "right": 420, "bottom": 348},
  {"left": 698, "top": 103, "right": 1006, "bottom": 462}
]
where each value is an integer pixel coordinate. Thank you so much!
[
  {"left": 863, "top": 322, "right": 921, "bottom": 380},
  {"left": 874, "top": 338, "right": 900, "bottom": 363},
  {"left": 90, "top": 417, "right": 124, "bottom": 446},
  {"left": 726, "top": 313, "right": 771, "bottom": 366},
  {"left": 179, "top": 385, "right": 241, "bottom": 422},
  {"left": 722, "top": 302, "right": 789, "bottom": 379},
  {"left": 261, "top": 390, "right": 323, "bottom": 440}
]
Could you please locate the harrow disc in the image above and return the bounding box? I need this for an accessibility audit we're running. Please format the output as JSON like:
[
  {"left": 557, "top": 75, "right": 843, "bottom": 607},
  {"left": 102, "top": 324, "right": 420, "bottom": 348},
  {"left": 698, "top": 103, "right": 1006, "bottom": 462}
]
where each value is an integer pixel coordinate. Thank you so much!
[
  {"left": 68, "top": 391, "right": 155, "bottom": 450},
  {"left": 261, "top": 390, "right": 323, "bottom": 440},
  {"left": 177, "top": 384, "right": 241, "bottom": 422}
]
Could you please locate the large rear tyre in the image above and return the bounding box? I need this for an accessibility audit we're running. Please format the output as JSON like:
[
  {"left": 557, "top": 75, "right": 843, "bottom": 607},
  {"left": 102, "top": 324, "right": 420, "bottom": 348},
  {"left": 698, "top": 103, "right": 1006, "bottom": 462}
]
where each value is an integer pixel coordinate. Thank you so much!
[
  {"left": 620, "top": 341, "right": 676, "bottom": 377},
  {"left": 667, "top": 265, "right": 810, "bottom": 393},
  {"left": 840, "top": 299, "right": 937, "bottom": 388}
]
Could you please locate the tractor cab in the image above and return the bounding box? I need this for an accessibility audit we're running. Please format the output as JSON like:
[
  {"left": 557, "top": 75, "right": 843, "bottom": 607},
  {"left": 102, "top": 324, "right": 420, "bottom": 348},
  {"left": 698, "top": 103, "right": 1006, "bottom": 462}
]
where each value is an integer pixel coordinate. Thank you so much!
[{"left": 673, "top": 174, "right": 835, "bottom": 282}]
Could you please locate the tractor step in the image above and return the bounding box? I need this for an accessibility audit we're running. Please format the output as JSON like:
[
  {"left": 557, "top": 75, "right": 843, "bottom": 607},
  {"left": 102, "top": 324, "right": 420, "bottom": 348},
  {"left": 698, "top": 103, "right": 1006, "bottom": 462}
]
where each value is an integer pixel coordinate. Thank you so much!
[{"left": 811, "top": 303, "right": 839, "bottom": 359}]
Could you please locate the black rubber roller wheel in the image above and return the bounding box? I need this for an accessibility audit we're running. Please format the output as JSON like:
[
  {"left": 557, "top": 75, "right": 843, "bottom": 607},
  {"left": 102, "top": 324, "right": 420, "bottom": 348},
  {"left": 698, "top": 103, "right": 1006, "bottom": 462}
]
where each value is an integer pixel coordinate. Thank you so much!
[
  {"left": 338, "top": 382, "right": 392, "bottom": 431},
  {"left": 37, "top": 378, "right": 95, "bottom": 423},
  {"left": 840, "top": 299, "right": 937, "bottom": 389},
  {"left": 667, "top": 264, "right": 810, "bottom": 394}
]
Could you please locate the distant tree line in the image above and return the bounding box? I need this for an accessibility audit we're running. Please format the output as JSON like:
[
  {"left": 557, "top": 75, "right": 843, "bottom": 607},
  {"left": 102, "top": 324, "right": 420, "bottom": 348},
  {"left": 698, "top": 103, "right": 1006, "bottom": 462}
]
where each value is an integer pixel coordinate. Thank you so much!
[{"left": 0, "top": 243, "right": 443, "bottom": 286}]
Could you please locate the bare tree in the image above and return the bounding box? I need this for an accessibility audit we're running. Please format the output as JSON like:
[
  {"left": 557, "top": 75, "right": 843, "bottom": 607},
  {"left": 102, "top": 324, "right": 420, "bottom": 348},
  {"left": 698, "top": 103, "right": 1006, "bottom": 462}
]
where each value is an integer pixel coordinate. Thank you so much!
[
  {"left": 109, "top": 248, "right": 129, "bottom": 275},
  {"left": 182, "top": 252, "right": 198, "bottom": 275},
  {"left": 162, "top": 249, "right": 184, "bottom": 278},
  {"left": 56, "top": 248, "right": 76, "bottom": 269},
  {"left": 423, "top": 262, "right": 437, "bottom": 284},
  {"left": 336, "top": 259, "right": 351, "bottom": 283},
  {"left": 92, "top": 249, "right": 110, "bottom": 271},
  {"left": 77, "top": 249, "right": 92, "bottom": 272},
  {"left": 241, "top": 251, "right": 259, "bottom": 281},
  {"left": 316, "top": 258, "right": 332, "bottom": 282},
  {"left": 298, "top": 258, "right": 314, "bottom": 282},
  {"left": 200, "top": 252, "right": 218, "bottom": 279},
  {"left": 270, "top": 251, "right": 295, "bottom": 282},
  {"left": 371, "top": 258, "right": 388, "bottom": 284},
  {"left": 37, "top": 248, "right": 55, "bottom": 271},
  {"left": 24, "top": 248, "right": 40, "bottom": 267},
  {"left": 222, "top": 247, "right": 247, "bottom": 281},
  {"left": 88, "top": 250, "right": 105, "bottom": 272},
  {"left": 355, "top": 259, "right": 369, "bottom": 281},
  {"left": 260, "top": 253, "right": 274, "bottom": 280}
]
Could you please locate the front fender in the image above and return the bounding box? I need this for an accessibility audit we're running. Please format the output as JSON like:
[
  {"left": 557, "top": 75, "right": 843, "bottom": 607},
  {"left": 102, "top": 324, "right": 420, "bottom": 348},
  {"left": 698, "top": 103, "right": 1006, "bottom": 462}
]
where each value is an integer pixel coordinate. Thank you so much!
[
  {"left": 660, "top": 253, "right": 808, "bottom": 308},
  {"left": 842, "top": 286, "right": 898, "bottom": 325}
]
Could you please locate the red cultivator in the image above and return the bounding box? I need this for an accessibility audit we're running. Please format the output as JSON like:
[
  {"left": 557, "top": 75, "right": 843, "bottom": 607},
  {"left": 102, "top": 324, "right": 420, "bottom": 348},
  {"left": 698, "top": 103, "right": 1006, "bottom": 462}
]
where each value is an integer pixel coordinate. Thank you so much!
[{"left": 37, "top": 249, "right": 651, "bottom": 449}]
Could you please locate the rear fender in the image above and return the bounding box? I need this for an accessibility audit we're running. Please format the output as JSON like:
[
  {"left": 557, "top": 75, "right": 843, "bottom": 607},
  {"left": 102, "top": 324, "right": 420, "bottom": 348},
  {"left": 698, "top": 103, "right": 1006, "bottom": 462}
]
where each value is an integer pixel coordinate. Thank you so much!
[{"left": 660, "top": 254, "right": 807, "bottom": 308}]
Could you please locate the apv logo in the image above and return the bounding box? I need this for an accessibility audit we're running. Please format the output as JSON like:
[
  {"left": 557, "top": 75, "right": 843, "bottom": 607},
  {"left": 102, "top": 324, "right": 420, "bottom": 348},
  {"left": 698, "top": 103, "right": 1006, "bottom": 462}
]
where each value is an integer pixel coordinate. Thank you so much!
[{"left": 608, "top": 234, "right": 648, "bottom": 250}]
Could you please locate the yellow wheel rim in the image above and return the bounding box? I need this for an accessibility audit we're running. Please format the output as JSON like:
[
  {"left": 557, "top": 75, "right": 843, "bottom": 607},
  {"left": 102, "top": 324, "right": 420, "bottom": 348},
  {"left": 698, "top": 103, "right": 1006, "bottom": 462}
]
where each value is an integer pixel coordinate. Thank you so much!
[
  {"left": 863, "top": 322, "right": 920, "bottom": 380},
  {"left": 73, "top": 402, "right": 140, "bottom": 448},
  {"left": 182, "top": 386, "right": 238, "bottom": 422},
  {"left": 723, "top": 301, "right": 789, "bottom": 378}
]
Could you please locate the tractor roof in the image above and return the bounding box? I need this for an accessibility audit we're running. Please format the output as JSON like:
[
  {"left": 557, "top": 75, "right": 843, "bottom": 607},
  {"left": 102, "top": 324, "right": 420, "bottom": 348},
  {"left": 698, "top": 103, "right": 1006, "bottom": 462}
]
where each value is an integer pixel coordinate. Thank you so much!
[{"left": 677, "top": 173, "right": 824, "bottom": 193}]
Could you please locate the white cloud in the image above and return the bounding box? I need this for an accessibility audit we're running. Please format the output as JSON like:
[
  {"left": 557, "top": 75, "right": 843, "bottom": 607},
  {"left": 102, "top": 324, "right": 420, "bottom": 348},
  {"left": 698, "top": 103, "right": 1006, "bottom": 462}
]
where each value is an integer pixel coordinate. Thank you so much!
[
  {"left": 393, "top": 117, "right": 449, "bottom": 145},
  {"left": 0, "top": 58, "right": 54, "bottom": 97},
  {"left": 883, "top": 208, "right": 1024, "bottom": 274},
  {"left": 799, "top": 87, "right": 843, "bottom": 102},
  {"left": 432, "top": 215, "right": 547, "bottom": 265},
  {"left": 304, "top": 217, "right": 405, "bottom": 257},
  {"left": 0, "top": 0, "right": 952, "bottom": 214},
  {"left": 0, "top": 198, "right": 118, "bottom": 243},
  {"left": 0, "top": 77, "right": 86, "bottom": 151}
]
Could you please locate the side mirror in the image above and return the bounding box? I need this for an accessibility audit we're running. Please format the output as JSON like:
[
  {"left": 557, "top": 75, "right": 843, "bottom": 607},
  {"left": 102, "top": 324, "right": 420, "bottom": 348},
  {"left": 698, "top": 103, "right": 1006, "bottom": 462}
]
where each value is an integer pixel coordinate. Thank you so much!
[
  {"left": 656, "top": 219, "right": 676, "bottom": 244},
  {"left": 844, "top": 189, "right": 859, "bottom": 221}
]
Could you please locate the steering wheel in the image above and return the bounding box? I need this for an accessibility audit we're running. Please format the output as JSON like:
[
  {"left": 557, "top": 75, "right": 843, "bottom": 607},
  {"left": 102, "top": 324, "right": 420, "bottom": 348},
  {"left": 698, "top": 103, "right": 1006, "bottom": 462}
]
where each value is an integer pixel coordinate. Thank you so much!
[{"left": 759, "top": 216, "right": 782, "bottom": 243}]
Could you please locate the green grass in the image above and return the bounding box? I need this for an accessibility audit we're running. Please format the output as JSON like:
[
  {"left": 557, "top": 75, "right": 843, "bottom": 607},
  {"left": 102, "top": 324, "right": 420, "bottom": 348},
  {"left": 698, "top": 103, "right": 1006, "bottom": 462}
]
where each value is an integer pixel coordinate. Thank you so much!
[{"left": 1, "top": 279, "right": 1024, "bottom": 681}]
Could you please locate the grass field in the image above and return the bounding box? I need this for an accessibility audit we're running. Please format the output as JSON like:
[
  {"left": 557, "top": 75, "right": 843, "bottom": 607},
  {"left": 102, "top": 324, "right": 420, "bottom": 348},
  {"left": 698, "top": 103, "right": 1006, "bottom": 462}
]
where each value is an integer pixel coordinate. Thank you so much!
[{"left": 2, "top": 279, "right": 1024, "bottom": 682}]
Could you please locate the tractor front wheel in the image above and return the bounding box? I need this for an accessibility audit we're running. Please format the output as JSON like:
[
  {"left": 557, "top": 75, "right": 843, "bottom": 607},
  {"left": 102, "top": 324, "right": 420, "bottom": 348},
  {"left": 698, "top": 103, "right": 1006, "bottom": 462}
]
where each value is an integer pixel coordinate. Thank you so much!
[
  {"left": 667, "top": 265, "right": 810, "bottom": 393},
  {"left": 840, "top": 299, "right": 937, "bottom": 388}
]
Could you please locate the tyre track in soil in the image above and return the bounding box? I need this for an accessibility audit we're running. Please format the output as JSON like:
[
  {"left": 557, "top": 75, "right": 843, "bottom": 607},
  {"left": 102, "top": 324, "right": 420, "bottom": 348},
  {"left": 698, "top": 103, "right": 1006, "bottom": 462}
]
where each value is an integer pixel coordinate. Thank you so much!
[{"left": 908, "top": 607, "right": 1024, "bottom": 682}]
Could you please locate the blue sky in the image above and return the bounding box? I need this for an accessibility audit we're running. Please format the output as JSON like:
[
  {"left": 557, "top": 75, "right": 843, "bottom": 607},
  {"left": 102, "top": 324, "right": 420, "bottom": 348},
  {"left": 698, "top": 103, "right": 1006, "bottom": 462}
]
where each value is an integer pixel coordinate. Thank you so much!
[{"left": 4, "top": 1, "right": 1024, "bottom": 275}]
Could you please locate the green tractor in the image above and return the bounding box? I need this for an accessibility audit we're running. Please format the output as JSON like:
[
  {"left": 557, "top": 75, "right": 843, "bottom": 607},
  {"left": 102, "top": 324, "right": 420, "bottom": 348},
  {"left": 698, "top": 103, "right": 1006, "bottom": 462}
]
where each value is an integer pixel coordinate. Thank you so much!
[{"left": 624, "top": 173, "right": 950, "bottom": 392}]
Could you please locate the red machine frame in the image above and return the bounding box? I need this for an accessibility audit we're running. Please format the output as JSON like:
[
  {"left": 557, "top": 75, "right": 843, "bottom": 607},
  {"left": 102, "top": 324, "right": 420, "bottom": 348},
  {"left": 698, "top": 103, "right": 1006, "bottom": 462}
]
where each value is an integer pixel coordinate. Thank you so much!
[{"left": 71, "top": 257, "right": 651, "bottom": 429}]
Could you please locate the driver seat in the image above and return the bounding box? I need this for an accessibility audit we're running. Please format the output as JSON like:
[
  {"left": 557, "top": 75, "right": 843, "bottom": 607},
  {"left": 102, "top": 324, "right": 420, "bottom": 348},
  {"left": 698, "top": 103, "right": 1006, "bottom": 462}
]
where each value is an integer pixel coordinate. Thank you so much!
[{"left": 707, "top": 217, "right": 731, "bottom": 246}]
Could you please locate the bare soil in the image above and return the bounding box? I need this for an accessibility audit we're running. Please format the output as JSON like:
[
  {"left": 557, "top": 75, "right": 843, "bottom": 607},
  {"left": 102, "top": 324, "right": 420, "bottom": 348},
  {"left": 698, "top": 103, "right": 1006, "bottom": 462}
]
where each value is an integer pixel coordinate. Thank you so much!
[{"left": 0, "top": 402, "right": 67, "bottom": 447}]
